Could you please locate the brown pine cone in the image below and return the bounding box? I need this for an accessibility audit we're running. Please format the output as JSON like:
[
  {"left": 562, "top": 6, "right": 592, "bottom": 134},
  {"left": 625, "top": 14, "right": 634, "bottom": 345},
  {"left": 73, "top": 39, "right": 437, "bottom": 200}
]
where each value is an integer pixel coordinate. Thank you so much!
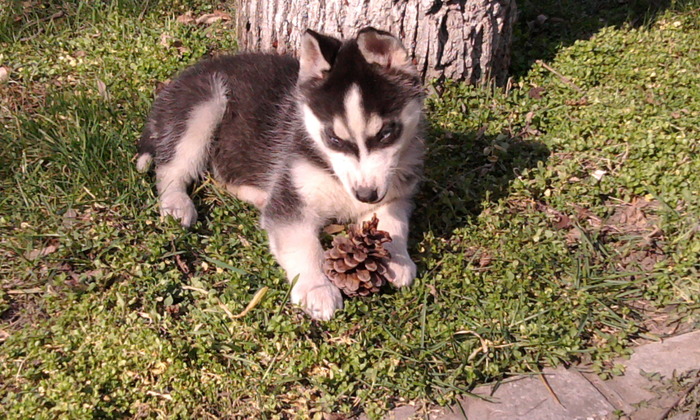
[{"left": 323, "top": 215, "right": 392, "bottom": 297}]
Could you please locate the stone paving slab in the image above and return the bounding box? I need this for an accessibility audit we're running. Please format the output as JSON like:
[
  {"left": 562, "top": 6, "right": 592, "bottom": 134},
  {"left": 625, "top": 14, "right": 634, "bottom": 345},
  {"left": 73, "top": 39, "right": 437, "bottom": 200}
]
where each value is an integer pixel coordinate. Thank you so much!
[
  {"left": 433, "top": 366, "right": 614, "bottom": 420},
  {"left": 580, "top": 331, "right": 700, "bottom": 420},
  {"left": 383, "top": 330, "right": 700, "bottom": 420}
]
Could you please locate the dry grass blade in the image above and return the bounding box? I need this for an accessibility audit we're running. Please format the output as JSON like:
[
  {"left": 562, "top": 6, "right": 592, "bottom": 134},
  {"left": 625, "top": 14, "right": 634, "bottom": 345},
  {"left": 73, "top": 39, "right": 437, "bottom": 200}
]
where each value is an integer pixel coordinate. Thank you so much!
[
  {"left": 219, "top": 287, "right": 269, "bottom": 321},
  {"left": 539, "top": 371, "right": 564, "bottom": 407},
  {"left": 7, "top": 287, "right": 43, "bottom": 295}
]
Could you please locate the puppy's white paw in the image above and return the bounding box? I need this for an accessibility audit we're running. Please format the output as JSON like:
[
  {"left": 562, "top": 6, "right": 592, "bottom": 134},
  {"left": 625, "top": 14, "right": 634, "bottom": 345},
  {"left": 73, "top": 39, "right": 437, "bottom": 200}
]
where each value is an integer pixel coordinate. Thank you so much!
[
  {"left": 291, "top": 280, "right": 343, "bottom": 321},
  {"left": 387, "top": 252, "right": 417, "bottom": 288},
  {"left": 160, "top": 192, "right": 197, "bottom": 228}
]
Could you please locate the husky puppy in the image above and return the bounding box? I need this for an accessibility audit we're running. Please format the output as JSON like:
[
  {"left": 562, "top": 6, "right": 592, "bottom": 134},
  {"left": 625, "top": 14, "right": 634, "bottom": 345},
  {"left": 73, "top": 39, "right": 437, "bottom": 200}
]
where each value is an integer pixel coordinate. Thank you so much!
[{"left": 137, "top": 27, "right": 425, "bottom": 320}]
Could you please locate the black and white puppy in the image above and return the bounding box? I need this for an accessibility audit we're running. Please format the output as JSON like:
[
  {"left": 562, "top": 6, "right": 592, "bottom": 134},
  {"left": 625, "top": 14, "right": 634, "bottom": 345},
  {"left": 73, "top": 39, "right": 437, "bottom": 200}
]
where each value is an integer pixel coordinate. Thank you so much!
[{"left": 137, "top": 28, "right": 425, "bottom": 320}]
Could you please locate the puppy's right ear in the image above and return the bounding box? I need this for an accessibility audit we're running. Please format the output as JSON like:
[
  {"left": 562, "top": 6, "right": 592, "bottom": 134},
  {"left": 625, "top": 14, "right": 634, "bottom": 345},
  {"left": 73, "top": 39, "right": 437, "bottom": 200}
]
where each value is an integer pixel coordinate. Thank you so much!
[{"left": 299, "top": 30, "right": 342, "bottom": 83}]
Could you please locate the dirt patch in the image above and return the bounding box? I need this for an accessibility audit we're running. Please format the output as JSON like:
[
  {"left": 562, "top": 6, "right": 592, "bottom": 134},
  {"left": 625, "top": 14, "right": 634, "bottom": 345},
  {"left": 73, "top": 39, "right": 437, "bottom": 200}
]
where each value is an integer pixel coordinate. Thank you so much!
[
  {"left": 0, "top": 293, "right": 48, "bottom": 334},
  {"left": 588, "top": 198, "right": 665, "bottom": 272},
  {"left": 0, "top": 80, "right": 48, "bottom": 120},
  {"left": 629, "top": 300, "right": 697, "bottom": 340},
  {"left": 553, "top": 197, "right": 667, "bottom": 272},
  {"left": 600, "top": 197, "right": 663, "bottom": 237},
  {"left": 509, "top": 197, "right": 693, "bottom": 341}
]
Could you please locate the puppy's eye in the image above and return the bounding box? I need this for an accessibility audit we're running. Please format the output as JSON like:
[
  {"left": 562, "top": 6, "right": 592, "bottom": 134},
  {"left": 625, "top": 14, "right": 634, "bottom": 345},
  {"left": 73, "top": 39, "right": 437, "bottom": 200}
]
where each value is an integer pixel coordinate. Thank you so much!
[
  {"left": 325, "top": 128, "right": 343, "bottom": 147},
  {"left": 378, "top": 122, "right": 396, "bottom": 142},
  {"left": 329, "top": 135, "right": 342, "bottom": 146}
]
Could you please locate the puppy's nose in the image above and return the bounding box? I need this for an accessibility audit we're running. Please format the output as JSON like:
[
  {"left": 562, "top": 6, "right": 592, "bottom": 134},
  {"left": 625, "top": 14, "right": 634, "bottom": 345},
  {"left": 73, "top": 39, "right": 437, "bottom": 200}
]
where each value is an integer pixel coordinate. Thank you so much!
[{"left": 354, "top": 187, "right": 379, "bottom": 203}]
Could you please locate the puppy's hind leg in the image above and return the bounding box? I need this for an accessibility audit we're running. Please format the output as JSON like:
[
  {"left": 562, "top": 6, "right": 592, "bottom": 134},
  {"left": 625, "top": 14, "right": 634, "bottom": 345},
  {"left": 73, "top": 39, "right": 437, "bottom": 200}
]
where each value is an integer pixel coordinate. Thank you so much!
[{"left": 155, "top": 76, "right": 228, "bottom": 227}]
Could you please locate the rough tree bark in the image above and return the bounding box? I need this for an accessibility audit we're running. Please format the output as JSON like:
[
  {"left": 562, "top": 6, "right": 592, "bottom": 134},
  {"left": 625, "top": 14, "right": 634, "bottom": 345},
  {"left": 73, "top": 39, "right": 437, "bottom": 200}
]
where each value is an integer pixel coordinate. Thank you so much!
[{"left": 234, "top": 0, "right": 517, "bottom": 85}]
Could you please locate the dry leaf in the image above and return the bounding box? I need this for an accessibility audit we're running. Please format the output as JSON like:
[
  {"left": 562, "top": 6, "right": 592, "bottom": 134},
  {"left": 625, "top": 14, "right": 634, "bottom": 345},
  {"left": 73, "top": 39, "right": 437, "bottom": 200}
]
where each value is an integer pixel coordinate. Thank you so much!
[
  {"left": 323, "top": 224, "right": 345, "bottom": 235},
  {"left": 605, "top": 197, "right": 660, "bottom": 236},
  {"left": 174, "top": 254, "right": 190, "bottom": 275},
  {"left": 237, "top": 234, "right": 251, "bottom": 247},
  {"left": 7, "top": 287, "right": 43, "bottom": 295},
  {"left": 0, "top": 66, "right": 9, "bottom": 84},
  {"left": 591, "top": 169, "right": 607, "bottom": 181},
  {"left": 159, "top": 32, "right": 172, "bottom": 47},
  {"left": 195, "top": 10, "right": 231, "bottom": 25},
  {"left": 565, "top": 97, "right": 589, "bottom": 106},
  {"left": 176, "top": 12, "right": 195, "bottom": 24},
  {"left": 427, "top": 284, "right": 438, "bottom": 298},
  {"left": 96, "top": 79, "right": 110, "bottom": 101},
  {"left": 565, "top": 228, "right": 582, "bottom": 246},
  {"left": 528, "top": 86, "right": 545, "bottom": 99},
  {"left": 62, "top": 208, "right": 78, "bottom": 227},
  {"left": 553, "top": 213, "right": 572, "bottom": 230},
  {"left": 479, "top": 252, "right": 492, "bottom": 268},
  {"left": 475, "top": 124, "right": 489, "bottom": 139},
  {"left": 166, "top": 304, "right": 181, "bottom": 317},
  {"left": 146, "top": 390, "right": 172, "bottom": 401},
  {"left": 527, "top": 14, "right": 549, "bottom": 30},
  {"left": 525, "top": 111, "right": 536, "bottom": 124},
  {"left": 174, "top": 41, "right": 189, "bottom": 55},
  {"left": 151, "top": 361, "right": 167, "bottom": 375},
  {"left": 24, "top": 243, "right": 58, "bottom": 260}
]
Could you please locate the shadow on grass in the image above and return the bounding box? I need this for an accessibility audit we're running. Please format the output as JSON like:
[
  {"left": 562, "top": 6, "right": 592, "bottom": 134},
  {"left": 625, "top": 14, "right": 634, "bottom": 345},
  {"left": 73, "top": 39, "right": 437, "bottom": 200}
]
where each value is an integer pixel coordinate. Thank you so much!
[
  {"left": 511, "top": 0, "right": 684, "bottom": 79},
  {"left": 412, "top": 127, "right": 549, "bottom": 240}
]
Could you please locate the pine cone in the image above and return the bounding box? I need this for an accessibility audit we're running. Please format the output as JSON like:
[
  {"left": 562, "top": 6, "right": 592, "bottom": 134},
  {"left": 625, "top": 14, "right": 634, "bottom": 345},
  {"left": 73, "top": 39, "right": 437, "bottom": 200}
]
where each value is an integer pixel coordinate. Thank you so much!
[{"left": 323, "top": 215, "right": 392, "bottom": 297}]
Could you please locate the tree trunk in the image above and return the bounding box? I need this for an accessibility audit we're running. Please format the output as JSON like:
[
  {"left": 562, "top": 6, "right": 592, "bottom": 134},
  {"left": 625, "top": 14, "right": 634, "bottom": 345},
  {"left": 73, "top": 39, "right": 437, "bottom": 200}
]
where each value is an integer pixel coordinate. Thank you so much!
[{"left": 234, "top": 0, "right": 517, "bottom": 85}]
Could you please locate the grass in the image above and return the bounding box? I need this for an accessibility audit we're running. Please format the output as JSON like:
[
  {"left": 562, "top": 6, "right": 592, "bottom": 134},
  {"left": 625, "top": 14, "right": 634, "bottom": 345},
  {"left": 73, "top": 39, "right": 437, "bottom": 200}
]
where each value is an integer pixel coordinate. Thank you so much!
[{"left": 1, "top": 0, "right": 699, "bottom": 418}]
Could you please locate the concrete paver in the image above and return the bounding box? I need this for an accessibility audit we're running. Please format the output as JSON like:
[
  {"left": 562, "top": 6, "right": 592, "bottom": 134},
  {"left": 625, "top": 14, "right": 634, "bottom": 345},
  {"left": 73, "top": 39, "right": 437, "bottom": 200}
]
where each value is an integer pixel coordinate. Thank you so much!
[
  {"left": 581, "top": 331, "right": 700, "bottom": 419},
  {"left": 384, "top": 330, "right": 700, "bottom": 419},
  {"left": 435, "top": 367, "right": 614, "bottom": 420}
]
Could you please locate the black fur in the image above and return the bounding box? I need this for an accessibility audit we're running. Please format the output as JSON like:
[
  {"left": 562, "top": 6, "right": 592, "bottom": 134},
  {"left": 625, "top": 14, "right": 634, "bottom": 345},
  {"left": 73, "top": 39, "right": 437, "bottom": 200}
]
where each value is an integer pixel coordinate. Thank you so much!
[
  {"left": 300, "top": 40, "right": 423, "bottom": 125},
  {"left": 209, "top": 54, "right": 301, "bottom": 190}
]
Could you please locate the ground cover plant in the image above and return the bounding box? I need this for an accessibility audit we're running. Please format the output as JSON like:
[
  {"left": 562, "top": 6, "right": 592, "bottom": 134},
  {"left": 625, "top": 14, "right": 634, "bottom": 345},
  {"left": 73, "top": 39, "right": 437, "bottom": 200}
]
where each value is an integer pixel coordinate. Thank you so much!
[{"left": 1, "top": 0, "right": 699, "bottom": 417}]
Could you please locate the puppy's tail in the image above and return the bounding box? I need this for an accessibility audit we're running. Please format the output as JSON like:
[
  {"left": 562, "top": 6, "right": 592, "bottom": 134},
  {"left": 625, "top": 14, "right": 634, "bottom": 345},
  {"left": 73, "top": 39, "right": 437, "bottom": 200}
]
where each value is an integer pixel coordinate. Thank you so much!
[{"left": 136, "top": 124, "right": 156, "bottom": 173}]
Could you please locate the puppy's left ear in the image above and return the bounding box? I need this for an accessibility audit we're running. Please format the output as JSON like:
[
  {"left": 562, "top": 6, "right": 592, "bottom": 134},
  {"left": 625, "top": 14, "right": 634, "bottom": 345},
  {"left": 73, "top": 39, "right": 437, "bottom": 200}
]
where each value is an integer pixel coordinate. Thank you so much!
[
  {"left": 357, "top": 27, "right": 415, "bottom": 74},
  {"left": 299, "top": 30, "right": 342, "bottom": 83}
]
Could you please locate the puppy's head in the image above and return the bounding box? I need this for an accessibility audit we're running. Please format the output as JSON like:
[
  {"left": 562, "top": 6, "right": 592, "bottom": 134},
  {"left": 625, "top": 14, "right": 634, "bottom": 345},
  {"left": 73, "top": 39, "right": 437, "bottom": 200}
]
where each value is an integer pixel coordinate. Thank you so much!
[{"left": 298, "top": 27, "right": 424, "bottom": 204}]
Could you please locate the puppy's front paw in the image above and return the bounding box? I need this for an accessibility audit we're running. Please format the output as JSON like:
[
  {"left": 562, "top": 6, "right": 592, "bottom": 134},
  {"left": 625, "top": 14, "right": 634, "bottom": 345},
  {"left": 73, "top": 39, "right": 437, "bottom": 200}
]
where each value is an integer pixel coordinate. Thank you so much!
[
  {"left": 387, "top": 253, "right": 417, "bottom": 288},
  {"left": 160, "top": 192, "right": 197, "bottom": 228},
  {"left": 291, "top": 280, "right": 343, "bottom": 321}
]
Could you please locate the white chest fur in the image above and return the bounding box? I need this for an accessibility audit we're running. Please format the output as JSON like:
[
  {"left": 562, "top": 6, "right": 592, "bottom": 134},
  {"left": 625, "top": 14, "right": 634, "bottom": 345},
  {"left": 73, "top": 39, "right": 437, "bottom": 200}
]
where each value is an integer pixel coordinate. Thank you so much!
[{"left": 290, "top": 159, "right": 380, "bottom": 222}]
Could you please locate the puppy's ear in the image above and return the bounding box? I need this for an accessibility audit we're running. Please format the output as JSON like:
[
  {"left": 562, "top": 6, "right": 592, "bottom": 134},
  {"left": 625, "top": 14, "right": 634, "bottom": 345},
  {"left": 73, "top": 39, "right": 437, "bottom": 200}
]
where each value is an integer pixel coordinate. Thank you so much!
[
  {"left": 357, "top": 27, "right": 415, "bottom": 74},
  {"left": 299, "top": 30, "right": 342, "bottom": 83}
]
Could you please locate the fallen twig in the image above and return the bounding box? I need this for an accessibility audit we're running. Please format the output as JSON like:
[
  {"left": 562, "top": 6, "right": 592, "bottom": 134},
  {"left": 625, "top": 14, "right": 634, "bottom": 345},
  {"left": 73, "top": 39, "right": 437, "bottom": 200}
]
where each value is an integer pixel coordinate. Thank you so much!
[{"left": 536, "top": 60, "right": 584, "bottom": 94}]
